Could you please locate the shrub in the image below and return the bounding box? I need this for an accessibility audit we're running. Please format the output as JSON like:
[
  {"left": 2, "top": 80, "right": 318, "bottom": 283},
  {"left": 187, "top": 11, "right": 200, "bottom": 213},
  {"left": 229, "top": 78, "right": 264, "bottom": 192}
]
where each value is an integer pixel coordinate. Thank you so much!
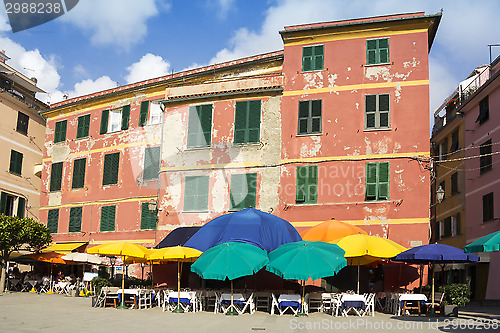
[
  {"left": 439, "top": 283, "right": 471, "bottom": 306},
  {"left": 91, "top": 276, "right": 112, "bottom": 295}
]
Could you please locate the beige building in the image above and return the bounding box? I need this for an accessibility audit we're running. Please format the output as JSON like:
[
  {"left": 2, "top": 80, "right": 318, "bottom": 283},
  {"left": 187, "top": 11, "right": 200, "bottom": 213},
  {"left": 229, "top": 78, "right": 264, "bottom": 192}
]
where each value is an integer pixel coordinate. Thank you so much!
[{"left": 0, "top": 51, "right": 47, "bottom": 220}]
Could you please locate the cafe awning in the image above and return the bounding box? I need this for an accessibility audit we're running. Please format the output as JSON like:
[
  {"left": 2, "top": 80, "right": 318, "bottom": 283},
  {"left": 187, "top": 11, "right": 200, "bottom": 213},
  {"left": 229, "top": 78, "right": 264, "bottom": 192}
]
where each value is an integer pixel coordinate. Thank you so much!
[{"left": 42, "top": 242, "right": 87, "bottom": 253}]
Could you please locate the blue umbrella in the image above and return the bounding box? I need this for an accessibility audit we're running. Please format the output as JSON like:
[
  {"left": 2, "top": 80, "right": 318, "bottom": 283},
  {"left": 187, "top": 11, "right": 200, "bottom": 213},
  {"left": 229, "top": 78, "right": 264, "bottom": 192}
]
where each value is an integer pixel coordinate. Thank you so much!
[
  {"left": 393, "top": 243, "right": 479, "bottom": 314},
  {"left": 184, "top": 208, "right": 302, "bottom": 252},
  {"left": 155, "top": 226, "right": 201, "bottom": 248}
]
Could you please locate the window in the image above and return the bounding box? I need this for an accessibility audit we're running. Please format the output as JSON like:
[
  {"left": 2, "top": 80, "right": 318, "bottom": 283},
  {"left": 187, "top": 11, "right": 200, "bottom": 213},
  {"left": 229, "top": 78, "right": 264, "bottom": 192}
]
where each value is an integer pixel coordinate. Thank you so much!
[
  {"left": 140, "top": 202, "right": 156, "bottom": 230},
  {"left": 439, "top": 138, "right": 448, "bottom": 160},
  {"left": 302, "top": 45, "right": 324, "bottom": 72},
  {"left": 296, "top": 165, "right": 318, "bottom": 204},
  {"left": 139, "top": 101, "right": 162, "bottom": 126},
  {"left": 480, "top": 139, "right": 492, "bottom": 174},
  {"left": 68, "top": 207, "right": 82, "bottom": 233},
  {"left": 298, "top": 100, "right": 321, "bottom": 135},
  {"left": 102, "top": 152, "right": 120, "bottom": 186},
  {"left": 9, "top": 150, "right": 23, "bottom": 175},
  {"left": 483, "top": 192, "right": 494, "bottom": 222},
  {"left": 365, "top": 94, "right": 390, "bottom": 129},
  {"left": 76, "top": 114, "right": 91, "bottom": 139},
  {"left": 450, "top": 129, "right": 459, "bottom": 152},
  {"left": 451, "top": 172, "right": 458, "bottom": 194},
  {"left": 16, "top": 111, "right": 29, "bottom": 135},
  {"left": 443, "top": 216, "right": 452, "bottom": 238},
  {"left": 234, "top": 100, "right": 261, "bottom": 144},
  {"left": 139, "top": 101, "right": 149, "bottom": 127},
  {"left": 0, "top": 192, "right": 24, "bottom": 217},
  {"left": 50, "top": 162, "right": 63, "bottom": 192},
  {"left": 143, "top": 146, "right": 160, "bottom": 181},
  {"left": 451, "top": 213, "right": 461, "bottom": 236},
  {"left": 434, "top": 221, "right": 441, "bottom": 240},
  {"left": 476, "top": 96, "right": 489, "bottom": 125},
  {"left": 187, "top": 104, "right": 212, "bottom": 148},
  {"left": 100, "top": 205, "right": 116, "bottom": 232},
  {"left": 365, "top": 162, "right": 390, "bottom": 201},
  {"left": 100, "top": 105, "right": 130, "bottom": 134},
  {"left": 47, "top": 209, "right": 59, "bottom": 233},
  {"left": 230, "top": 173, "right": 257, "bottom": 210},
  {"left": 72, "top": 158, "right": 86, "bottom": 189},
  {"left": 183, "top": 176, "right": 209, "bottom": 211},
  {"left": 366, "top": 38, "right": 389, "bottom": 65},
  {"left": 54, "top": 120, "right": 67, "bottom": 143}
]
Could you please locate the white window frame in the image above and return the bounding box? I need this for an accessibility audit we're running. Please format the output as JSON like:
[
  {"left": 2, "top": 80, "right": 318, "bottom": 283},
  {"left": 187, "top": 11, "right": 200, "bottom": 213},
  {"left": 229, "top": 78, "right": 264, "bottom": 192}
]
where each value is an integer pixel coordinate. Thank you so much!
[
  {"left": 108, "top": 108, "right": 122, "bottom": 133},
  {"left": 148, "top": 102, "right": 162, "bottom": 125}
]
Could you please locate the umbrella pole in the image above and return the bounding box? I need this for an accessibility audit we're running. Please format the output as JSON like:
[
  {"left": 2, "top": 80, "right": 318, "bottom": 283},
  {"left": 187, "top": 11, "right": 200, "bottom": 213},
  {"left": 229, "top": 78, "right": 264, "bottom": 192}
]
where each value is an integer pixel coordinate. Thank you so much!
[
  {"left": 226, "top": 279, "right": 238, "bottom": 316},
  {"left": 357, "top": 260, "right": 360, "bottom": 294},
  {"left": 297, "top": 280, "right": 307, "bottom": 317},
  {"left": 117, "top": 260, "right": 128, "bottom": 309},
  {"left": 173, "top": 261, "right": 184, "bottom": 313},
  {"left": 419, "top": 264, "right": 423, "bottom": 294},
  {"left": 47, "top": 264, "right": 54, "bottom": 294}
]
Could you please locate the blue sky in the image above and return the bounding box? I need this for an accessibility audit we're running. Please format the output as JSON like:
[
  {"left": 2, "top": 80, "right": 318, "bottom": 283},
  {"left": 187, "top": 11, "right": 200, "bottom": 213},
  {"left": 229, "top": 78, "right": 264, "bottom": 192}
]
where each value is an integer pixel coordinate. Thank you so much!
[{"left": 1, "top": 0, "right": 499, "bottom": 116}]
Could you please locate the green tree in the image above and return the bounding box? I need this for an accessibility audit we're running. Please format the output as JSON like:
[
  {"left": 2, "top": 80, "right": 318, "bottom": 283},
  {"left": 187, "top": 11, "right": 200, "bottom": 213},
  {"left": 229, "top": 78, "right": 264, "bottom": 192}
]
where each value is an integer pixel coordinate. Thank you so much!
[{"left": 0, "top": 214, "right": 52, "bottom": 293}]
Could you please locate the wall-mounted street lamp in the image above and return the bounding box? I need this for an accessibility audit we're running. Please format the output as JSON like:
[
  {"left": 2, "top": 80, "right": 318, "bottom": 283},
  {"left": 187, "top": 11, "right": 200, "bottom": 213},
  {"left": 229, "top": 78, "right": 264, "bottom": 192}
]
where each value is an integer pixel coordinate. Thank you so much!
[
  {"left": 109, "top": 256, "right": 117, "bottom": 279},
  {"left": 436, "top": 186, "right": 445, "bottom": 204},
  {"left": 148, "top": 199, "right": 158, "bottom": 212}
]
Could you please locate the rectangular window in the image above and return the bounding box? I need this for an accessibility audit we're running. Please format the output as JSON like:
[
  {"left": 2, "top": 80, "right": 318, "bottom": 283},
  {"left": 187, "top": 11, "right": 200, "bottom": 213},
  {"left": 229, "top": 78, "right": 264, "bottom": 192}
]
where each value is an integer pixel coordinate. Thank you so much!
[
  {"left": 139, "top": 101, "right": 149, "bottom": 127},
  {"left": 450, "top": 129, "right": 459, "bottom": 152},
  {"left": 443, "top": 216, "right": 452, "bottom": 238},
  {"left": 16, "top": 111, "right": 29, "bottom": 135},
  {"left": 50, "top": 162, "right": 63, "bottom": 192},
  {"left": 9, "top": 150, "right": 23, "bottom": 175},
  {"left": 149, "top": 102, "right": 162, "bottom": 125},
  {"left": 302, "top": 45, "right": 324, "bottom": 72},
  {"left": 480, "top": 139, "right": 492, "bottom": 174},
  {"left": 296, "top": 165, "right": 318, "bottom": 204},
  {"left": 234, "top": 100, "right": 261, "bottom": 144},
  {"left": 483, "top": 192, "right": 494, "bottom": 222},
  {"left": 187, "top": 104, "right": 212, "bottom": 148},
  {"left": 451, "top": 172, "right": 458, "bottom": 194},
  {"left": 17, "top": 197, "right": 25, "bottom": 218},
  {"left": 476, "top": 96, "right": 489, "bottom": 125},
  {"left": 0, "top": 192, "right": 17, "bottom": 216},
  {"left": 143, "top": 146, "right": 160, "bottom": 181},
  {"left": 140, "top": 202, "right": 156, "bottom": 230},
  {"left": 54, "top": 120, "right": 67, "bottom": 143},
  {"left": 365, "top": 94, "right": 390, "bottom": 129},
  {"left": 47, "top": 209, "right": 59, "bottom": 234},
  {"left": 230, "top": 173, "right": 257, "bottom": 210},
  {"left": 68, "top": 206, "right": 82, "bottom": 233},
  {"left": 76, "top": 114, "right": 91, "bottom": 139},
  {"left": 366, "top": 38, "right": 389, "bottom": 65},
  {"left": 183, "top": 176, "right": 209, "bottom": 211},
  {"left": 72, "top": 158, "right": 86, "bottom": 189},
  {"left": 100, "top": 205, "right": 116, "bottom": 232},
  {"left": 298, "top": 100, "right": 322, "bottom": 135},
  {"left": 100, "top": 105, "right": 130, "bottom": 134},
  {"left": 365, "top": 162, "right": 390, "bottom": 201},
  {"left": 102, "top": 152, "right": 120, "bottom": 186}
]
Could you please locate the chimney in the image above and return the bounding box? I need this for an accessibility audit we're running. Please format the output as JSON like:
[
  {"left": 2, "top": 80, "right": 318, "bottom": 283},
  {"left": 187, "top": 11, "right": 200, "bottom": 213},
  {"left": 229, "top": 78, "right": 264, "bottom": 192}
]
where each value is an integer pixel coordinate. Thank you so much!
[{"left": 0, "top": 50, "right": 10, "bottom": 63}]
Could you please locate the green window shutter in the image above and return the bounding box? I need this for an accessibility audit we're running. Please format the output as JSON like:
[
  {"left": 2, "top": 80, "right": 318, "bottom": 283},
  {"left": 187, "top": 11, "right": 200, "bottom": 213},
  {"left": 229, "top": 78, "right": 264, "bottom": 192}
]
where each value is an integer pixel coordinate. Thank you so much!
[
  {"left": 378, "top": 162, "right": 390, "bottom": 200},
  {"left": 234, "top": 100, "right": 261, "bottom": 144},
  {"left": 54, "top": 120, "right": 67, "bottom": 143},
  {"left": 0, "top": 192, "right": 6, "bottom": 214},
  {"left": 296, "top": 166, "right": 317, "bottom": 204},
  {"left": 187, "top": 105, "right": 212, "bottom": 147},
  {"left": 184, "top": 176, "right": 209, "bottom": 211},
  {"left": 50, "top": 162, "right": 63, "bottom": 192},
  {"left": 17, "top": 197, "right": 25, "bottom": 218},
  {"left": 230, "top": 173, "right": 257, "bottom": 210},
  {"left": 47, "top": 209, "right": 59, "bottom": 233},
  {"left": 100, "top": 110, "right": 109, "bottom": 134},
  {"left": 103, "top": 152, "right": 120, "bottom": 185},
  {"left": 141, "top": 202, "right": 156, "bottom": 230},
  {"left": 313, "top": 45, "right": 324, "bottom": 70},
  {"left": 9, "top": 150, "right": 23, "bottom": 175},
  {"left": 296, "top": 166, "right": 307, "bottom": 203},
  {"left": 100, "top": 205, "right": 116, "bottom": 232},
  {"left": 121, "top": 105, "right": 130, "bottom": 130},
  {"left": 298, "top": 100, "right": 321, "bottom": 134},
  {"left": 366, "top": 162, "right": 390, "bottom": 201},
  {"left": 76, "top": 114, "right": 90, "bottom": 139},
  {"left": 366, "top": 39, "right": 377, "bottom": 65},
  {"left": 365, "top": 94, "right": 390, "bottom": 129},
  {"left": 302, "top": 46, "right": 312, "bottom": 71},
  {"left": 307, "top": 165, "right": 318, "bottom": 203},
  {"left": 143, "top": 146, "right": 160, "bottom": 181},
  {"left": 139, "top": 101, "right": 149, "bottom": 126},
  {"left": 302, "top": 45, "right": 324, "bottom": 71},
  {"left": 378, "top": 38, "right": 389, "bottom": 63},
  {"left": 72, "top": 158, "right": 86, "bottom": 189},
  {"left": 68, "top": 206, "right": 82, "bottom": 233},
  {"left": 365, "top": 163, "right": 378, "bottom": 200},
  {"left": 367, "top": 38, "right": 389, "bottom": 65}
]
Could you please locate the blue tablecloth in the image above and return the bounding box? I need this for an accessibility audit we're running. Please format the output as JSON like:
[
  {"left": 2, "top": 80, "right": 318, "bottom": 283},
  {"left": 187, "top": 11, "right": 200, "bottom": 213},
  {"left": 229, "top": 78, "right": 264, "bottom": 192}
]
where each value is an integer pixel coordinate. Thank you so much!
[
  {"left": 279, "top": 301, "right": 301, "bottom": 310},
  {"left": 169, "top": 297, "right": 191, "bottom": 305},
  {"left": 342, "top": 301, "right": 365, "bottom": 310},
  {"left": 221, "top": 299, "right": 244, "bottom": 305}
]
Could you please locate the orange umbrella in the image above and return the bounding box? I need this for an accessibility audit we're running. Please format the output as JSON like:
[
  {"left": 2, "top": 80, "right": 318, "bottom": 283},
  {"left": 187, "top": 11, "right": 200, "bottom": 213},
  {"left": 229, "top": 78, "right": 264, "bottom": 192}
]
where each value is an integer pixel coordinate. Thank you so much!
[
  {"left": 300, "top": 220, "right": 367, "bottom": 242},
  {"left": 27, "top": 251, "right": 74, "bottom": 264}
]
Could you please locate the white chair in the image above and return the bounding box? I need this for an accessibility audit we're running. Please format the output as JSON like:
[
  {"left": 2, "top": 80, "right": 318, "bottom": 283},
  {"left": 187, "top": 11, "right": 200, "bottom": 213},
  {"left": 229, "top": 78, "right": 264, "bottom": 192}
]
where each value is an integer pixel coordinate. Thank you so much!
[
  {"left": 137, "top": 289, "right": 153, "bottom": 309},
  {"left": 321, "top": 293, "right": 333, "bottom": 314},
  {"left": 363, "top": 293, "right": 375, "bottom": 317},
  {"left": 331, "top": 293, "right": 342, "bottom": 317},
  {"left": 306, "top": 293, "right": 323, "bottom": 313}
]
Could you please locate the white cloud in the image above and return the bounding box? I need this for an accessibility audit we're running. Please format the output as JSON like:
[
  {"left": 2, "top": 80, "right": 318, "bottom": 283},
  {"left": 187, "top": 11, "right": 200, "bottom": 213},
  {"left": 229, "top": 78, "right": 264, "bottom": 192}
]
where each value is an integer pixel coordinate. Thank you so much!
[
  {"left": 60, "top": 0, "right": 160, "bottom": 50},
  {"left": 125, "top": 53, "right": 170, "bottom": 84},
  {"left": 66, "top": 76, "right": 118, "bottom": 99},
  {"left": 208, "top": 0, "right": 235, "bottom": 20}
]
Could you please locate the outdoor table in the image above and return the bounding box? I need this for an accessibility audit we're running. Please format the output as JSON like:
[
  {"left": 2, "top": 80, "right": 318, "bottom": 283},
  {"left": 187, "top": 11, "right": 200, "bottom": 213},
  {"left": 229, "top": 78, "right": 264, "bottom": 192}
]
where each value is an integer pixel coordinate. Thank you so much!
[
  {"left": 8, "top": 278, "right": 20, "bottom": 291},
  {"left": 167, "top": 291, "right": 196, "bottom": 312},
  {"left": 398, "top": 293, "right": 428, "bottom": 316},
  {"left": 117, "top": 289, "right": 139, "bottom": 308},
  {"left": 25, "top": 279, "right": 40, "bottom": 291},
  {"left": 271, "top": 294, "right": 302, "bottom": 315},
  {"left": 56, "top": 281, "right": 69, "bottom": 294},
  {"left": 220, "top": 293, "right": 245, "bottom": 306},
  {"left": 341, "top": 294, "right": 366, "bottom": 316}
]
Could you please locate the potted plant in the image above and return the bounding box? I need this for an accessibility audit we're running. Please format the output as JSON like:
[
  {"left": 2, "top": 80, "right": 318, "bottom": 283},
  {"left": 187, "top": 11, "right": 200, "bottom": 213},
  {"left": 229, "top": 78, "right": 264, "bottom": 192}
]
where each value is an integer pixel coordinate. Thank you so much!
[{"left": 439, "top": 283, "right": 471, "bottom": 316}]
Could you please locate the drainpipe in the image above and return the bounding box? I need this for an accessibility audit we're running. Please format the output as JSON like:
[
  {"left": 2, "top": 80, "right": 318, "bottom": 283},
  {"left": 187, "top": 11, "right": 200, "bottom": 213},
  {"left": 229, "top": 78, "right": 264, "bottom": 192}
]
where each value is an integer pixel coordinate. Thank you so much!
[{"left": 153, "top": 101, "right": 166, "bottom": 246}]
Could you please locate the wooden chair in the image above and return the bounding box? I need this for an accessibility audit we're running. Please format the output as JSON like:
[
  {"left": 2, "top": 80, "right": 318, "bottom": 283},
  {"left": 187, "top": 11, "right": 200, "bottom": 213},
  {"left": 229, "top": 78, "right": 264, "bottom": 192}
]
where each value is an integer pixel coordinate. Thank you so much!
[
  {"left": 101, "top": 287, "right": 120, "bottom": 308},
  {"left": 426, "top": 292, "right": 445, "bottom": 315}
]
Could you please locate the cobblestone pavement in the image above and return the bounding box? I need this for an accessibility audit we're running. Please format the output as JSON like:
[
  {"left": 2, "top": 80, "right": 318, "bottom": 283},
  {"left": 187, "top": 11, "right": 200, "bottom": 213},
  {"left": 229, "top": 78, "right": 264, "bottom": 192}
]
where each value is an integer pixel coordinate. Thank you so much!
[{"left": 0, "top": 292, "right": 499, "bottom": 333}]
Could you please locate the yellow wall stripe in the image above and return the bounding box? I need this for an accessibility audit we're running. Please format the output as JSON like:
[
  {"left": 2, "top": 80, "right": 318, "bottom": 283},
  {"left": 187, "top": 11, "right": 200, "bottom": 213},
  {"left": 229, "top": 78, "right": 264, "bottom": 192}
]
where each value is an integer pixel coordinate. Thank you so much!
[
  {"left": 292, "top": 218, "right": 429, "bottom": 228},
  {"left": 39, "top": 196, "right": 157, "bottom": 210},
  {"left": 283, "top": 80, "right": 429, "bottom": 97},
  {"left": 282, "top": 151, "right": 430, "bottom": 165},
  {"left": 88, "top": 239, "right": 156, "bottom": 246}
]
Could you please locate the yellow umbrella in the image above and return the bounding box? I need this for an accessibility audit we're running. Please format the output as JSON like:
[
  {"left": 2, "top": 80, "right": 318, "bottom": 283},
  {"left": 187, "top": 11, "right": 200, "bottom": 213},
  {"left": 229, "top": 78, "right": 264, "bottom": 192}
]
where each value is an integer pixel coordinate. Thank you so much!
[
  {"left": 87, "top": 241, "right": 151, "bottom": 309},
  {"left": 331, "top": 234, "right": 407, "bottom": 293},
  {"left": 148, "top": 246, "right": 202, "bottom": 313}
]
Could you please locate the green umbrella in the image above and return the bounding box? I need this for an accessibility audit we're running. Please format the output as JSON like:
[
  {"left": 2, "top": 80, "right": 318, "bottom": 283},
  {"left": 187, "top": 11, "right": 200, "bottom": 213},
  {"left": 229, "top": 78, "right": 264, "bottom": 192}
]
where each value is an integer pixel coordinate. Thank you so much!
[
  {"left": 266, "top": 241, "right": 347, "bottom": 316},
  {"left": 191, "top": 242, "right": 269, "bottom": 315},
  {"left": 465, "top": 230, "right": 500, "bottom": 253}
]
